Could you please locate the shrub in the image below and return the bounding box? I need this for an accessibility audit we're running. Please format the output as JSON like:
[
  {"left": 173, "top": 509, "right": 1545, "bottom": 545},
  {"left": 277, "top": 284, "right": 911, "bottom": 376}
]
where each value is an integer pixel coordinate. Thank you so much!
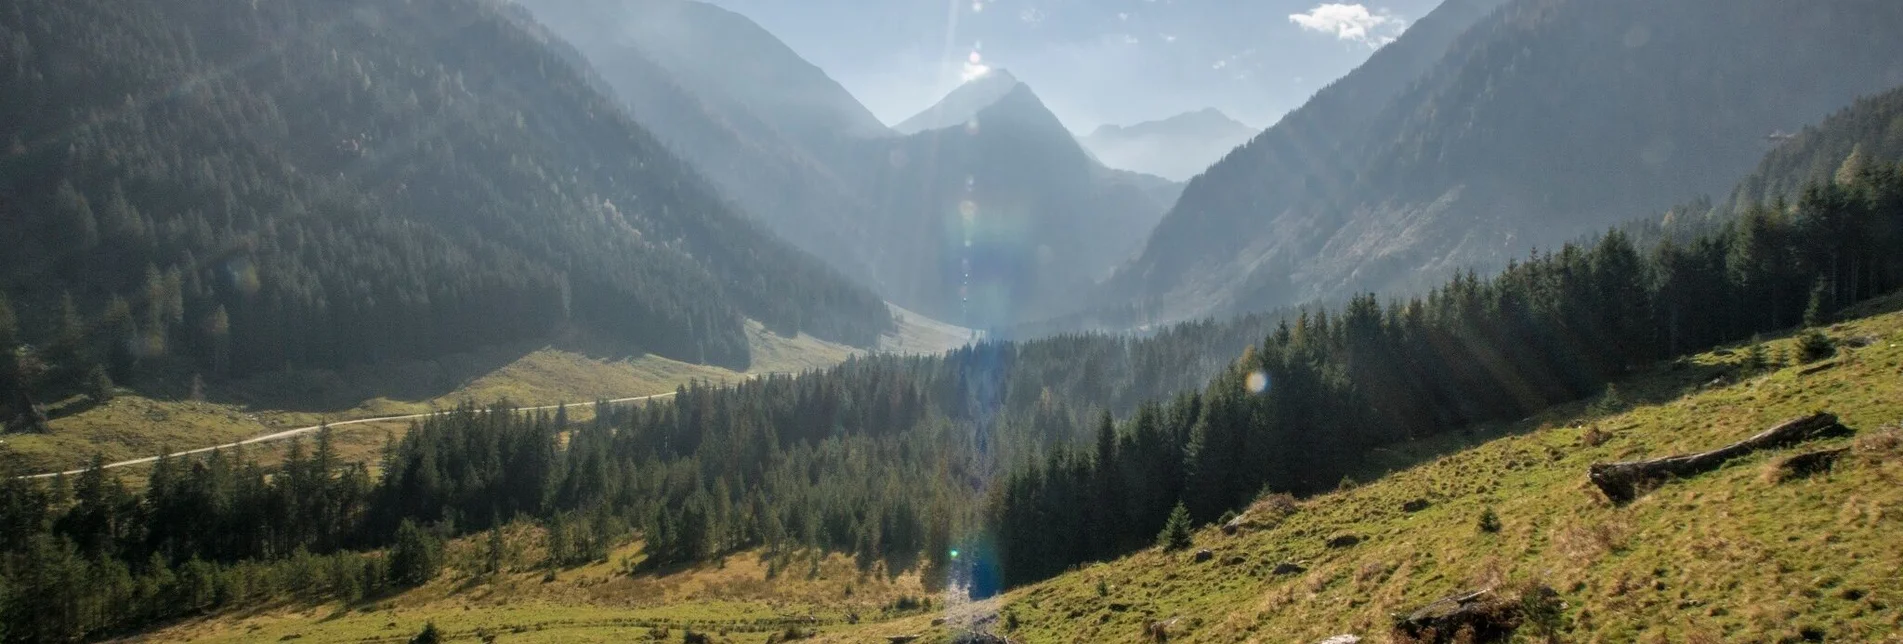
[
  {"left": 1515, "top": 582, "right": 1566, "bottom": 641},
  {"left": 1796, "top": 329, "right": 1835, "bottom": 362},
  {"left": 1477, "top": 507, "right": 1502, "bottom": 534},
  {"left": 410, "top": 622, "right": 443, "bottom": 644}
]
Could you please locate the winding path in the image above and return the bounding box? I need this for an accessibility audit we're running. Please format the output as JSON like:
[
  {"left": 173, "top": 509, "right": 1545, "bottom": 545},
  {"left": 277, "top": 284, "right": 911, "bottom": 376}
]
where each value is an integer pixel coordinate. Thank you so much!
[{"left": 19, "top": 390, "right": 684, "bottom": 480}]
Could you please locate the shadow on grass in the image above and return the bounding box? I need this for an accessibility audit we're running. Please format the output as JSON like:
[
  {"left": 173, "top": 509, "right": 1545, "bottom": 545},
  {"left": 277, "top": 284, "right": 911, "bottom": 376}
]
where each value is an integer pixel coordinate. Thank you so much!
[{"left": 198, "top": 326, "right": 672, "bottom": 415}]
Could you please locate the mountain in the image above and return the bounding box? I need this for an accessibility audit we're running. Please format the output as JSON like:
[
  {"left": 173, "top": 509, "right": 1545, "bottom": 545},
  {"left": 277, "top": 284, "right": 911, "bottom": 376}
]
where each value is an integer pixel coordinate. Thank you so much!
[
  {"left": 854, "top": 83, "right": 1176, "bottom": 326},
  {"left": 1079, "top": 108, "right": 1258, "bottom": 182},
  {"left": 893, "top": 69, "right": 1025, "bottom": 134},
  {"left": 1730, "top": 85, "right": 1903, "bottom": 210},
  {"left": 1114, "top": 0, "right": 1903, "bottom": 321},
  {"left": 521, "top": 0, "right": 888, "bottom": 146},
  {"left": 1108, "top": 0, "right": 1514, "bottom": 318},
  {"left": 0, "top": 0, "right": 892, "bottom": 386},
  {"left": 514, "top": 3, "right": 1177, "bottom": 328},
  {"left": 513, "top": 0, "right": 889, "bottom": 281}
]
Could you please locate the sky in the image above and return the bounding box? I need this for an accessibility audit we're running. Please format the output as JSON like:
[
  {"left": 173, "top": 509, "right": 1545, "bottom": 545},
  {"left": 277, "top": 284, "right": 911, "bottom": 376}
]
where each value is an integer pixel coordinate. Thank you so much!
[{"left": 704, "top": 0, "right": 1447, "bottom": 132}]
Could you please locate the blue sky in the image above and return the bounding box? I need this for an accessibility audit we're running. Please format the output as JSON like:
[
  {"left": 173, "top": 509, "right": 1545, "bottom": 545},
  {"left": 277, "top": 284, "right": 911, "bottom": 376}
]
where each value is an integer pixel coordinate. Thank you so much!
[{"left": 705, "top": 0, "right": 1447, "bottom": 131}]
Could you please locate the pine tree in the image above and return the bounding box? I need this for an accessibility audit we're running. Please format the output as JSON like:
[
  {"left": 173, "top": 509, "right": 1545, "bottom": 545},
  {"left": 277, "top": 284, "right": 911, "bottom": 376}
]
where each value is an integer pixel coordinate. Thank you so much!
[
  {"left": 487, "top": 523, "right": 506, "bottom": 576},
  {"left": 389, "top": 520, "right": 441, "bottom": 587},
  {"left": 1804, "top": 278, "right": 1834, "bottom": 328},
  {"left": 1156, "top": 502, "right": 1193, "bottom": 552},
  {"left": 1835, "top": 144, "right": 1868, "bottom": 187},
  {"left": 86, "top": 365, "right": 116, "bottom": 404}
]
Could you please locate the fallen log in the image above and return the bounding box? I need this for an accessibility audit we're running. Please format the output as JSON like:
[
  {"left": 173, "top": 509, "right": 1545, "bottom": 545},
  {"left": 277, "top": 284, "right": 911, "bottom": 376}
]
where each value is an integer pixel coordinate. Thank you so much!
[{"left": 1588, "top": 412, "right": 1850, "bottom": 503}]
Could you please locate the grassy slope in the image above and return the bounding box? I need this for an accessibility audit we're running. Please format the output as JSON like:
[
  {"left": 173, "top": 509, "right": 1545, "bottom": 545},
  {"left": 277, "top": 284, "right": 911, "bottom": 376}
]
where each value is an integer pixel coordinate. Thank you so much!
[
  {"left": 845, "top": 298, "right": 1903, "bottom": 644},
  {"left": 3, "top": 312, "right": 968, "bottom": 475},
  {"left": 147, "top": 523, "right": 936, "bottom": 644}
]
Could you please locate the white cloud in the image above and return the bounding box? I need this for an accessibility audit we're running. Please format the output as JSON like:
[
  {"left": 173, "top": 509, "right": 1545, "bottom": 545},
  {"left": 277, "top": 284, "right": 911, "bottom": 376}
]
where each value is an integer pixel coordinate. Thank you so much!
[{"left": 1288, "top": 4, "right": 1406, "bottom": 48}]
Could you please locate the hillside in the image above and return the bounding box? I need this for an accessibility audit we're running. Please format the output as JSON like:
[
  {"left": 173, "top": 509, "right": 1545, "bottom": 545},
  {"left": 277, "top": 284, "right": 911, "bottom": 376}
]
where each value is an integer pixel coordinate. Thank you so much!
[
  {"left": 1731, "top": 85, "right": 1903, "bottom": 211},
  {"left": 1081, "top": 109, "right": 1259, "bottom": 182},
  {"left": 0, "top": 0, "right": 893, "bottom": 395},
  {"left": 1115, "top": 0, "right": 1903, "bottom": 319},
  {"left": 512, "top": 0, "right": 892, "bottom": 281},
  {"left": 848, "top": 296, "right": 1903, "bottom": 643}
]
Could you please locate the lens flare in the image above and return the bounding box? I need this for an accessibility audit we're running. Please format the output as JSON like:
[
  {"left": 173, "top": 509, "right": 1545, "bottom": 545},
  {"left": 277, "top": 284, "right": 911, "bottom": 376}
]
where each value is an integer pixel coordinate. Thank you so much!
[{"left": 1246, "top": 370, "right": 1270, "bottom": 394}]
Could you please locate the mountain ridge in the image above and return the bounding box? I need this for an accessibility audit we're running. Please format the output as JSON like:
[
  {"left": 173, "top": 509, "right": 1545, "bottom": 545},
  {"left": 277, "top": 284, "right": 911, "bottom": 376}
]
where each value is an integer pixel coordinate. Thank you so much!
[
  {"left": 1080, "top": 108, "right": 1259, "bottom": 181},
  {"left": 1112, "top": 0, "right": 1903, "bottom": 321}
]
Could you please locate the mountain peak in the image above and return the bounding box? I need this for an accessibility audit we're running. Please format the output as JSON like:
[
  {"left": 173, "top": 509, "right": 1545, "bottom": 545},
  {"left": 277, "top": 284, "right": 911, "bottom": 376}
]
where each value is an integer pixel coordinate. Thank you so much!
[{"left": 893, "top": 68, "right": 1029, "bottom": 134}]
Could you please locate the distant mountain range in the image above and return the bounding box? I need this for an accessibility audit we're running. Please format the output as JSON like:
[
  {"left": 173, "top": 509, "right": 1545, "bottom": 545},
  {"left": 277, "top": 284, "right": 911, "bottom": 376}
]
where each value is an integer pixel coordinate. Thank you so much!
[
  {"left": 1109, "top": 0, "right": 1903, "bottom": 321},
  {"left": 1079, "top": 109, "right": 1258, "bottom": 182}
]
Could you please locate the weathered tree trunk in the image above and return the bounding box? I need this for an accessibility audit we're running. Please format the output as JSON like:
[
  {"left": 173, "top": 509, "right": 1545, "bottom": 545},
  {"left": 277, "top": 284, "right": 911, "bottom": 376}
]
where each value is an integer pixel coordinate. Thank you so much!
[{"left": 1588, "top": 412, "right": 1849, "bottom": 503}]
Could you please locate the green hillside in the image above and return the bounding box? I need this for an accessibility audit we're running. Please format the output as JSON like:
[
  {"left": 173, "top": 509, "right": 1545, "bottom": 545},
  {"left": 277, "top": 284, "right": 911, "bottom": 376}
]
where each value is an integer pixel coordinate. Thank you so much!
[{"left": 849, "top": 295, "right": 1903, "bottom": 643}]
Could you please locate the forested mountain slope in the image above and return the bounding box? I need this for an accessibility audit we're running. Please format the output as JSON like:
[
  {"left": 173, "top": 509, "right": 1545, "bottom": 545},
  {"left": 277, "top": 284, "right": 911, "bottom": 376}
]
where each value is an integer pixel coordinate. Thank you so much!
[
  {"left": 513, "top": 0, "right": 892, "bottom": 281},
  {"left": 1732, "top": 85, "right": 1903, "bottom": 210},
  {"left": 0, "top": 0, "right": 891, "bottom": 397},
  {"left": 1116, "top": 0, "right": 1903, "bottom": 320}
]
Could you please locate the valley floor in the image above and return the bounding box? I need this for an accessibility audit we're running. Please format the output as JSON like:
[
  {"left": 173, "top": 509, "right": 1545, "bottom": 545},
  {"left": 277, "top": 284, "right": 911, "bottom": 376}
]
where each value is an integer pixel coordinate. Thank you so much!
[{"left": 3, "top": 308, "right": 971, "bottom": 478}]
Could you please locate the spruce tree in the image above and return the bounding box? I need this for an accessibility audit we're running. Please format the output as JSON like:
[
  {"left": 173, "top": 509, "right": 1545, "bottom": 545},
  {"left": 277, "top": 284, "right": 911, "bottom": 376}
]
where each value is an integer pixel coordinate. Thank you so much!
[
  {"left": 389, "top": 520, "right": 441, "bottom": 587},
  {"left": 1156, "top": 502, "right": 1193, "bottom": 552},
  {"left": 85, "top": 366, "right": 115, "bottom": 404},
  {"left": 1804, "top": 278, "right": 1834, "bottom": 328}
]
